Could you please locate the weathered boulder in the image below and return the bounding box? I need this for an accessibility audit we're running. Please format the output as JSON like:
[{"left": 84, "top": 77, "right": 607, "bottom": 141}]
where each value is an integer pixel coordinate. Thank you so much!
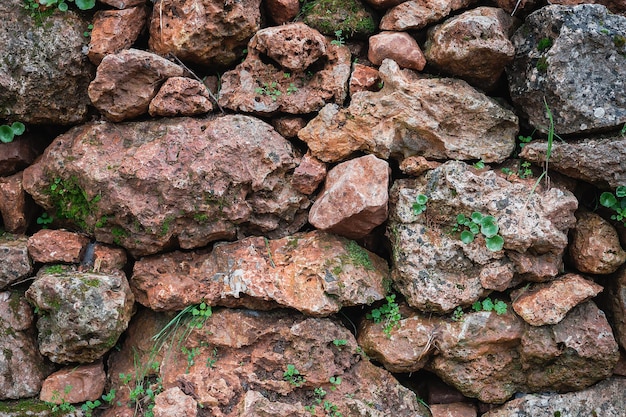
[
  {"left": 22, "top": 116, "right": 309, "bottom": 257},
  {"left": 0, "top": 0, "right": 94, "bottom": 125},
  {"left": 88, "top": 6, "right": 149, "bottom": 65},
  {"left": 25, "top": 268, "right": 134, "bottom": 364},
  {"left": 272, "top": 116, "right": 308, "bottom": 139},
  {"left": 153, "top": 387, "right": 198, "bottom": 417},
  {"left": 349, "top": 63, "right": 381, "bottom": 95},
  {"left": 107, "top": 308, "right": 429, "bottom": 417},
  {"left": 388, "top": 161, "right": 578, "bottom": 312},
  {"left": 483, "top": 377, "right": 626, "bottom": 417},
  {"left": 550, "top": 0, "right": 626, "bottom": 14},
  {"left": 149, "top": 77, "right": 214, "bottom": 117},
  {"left": 380, "top": 0, "right": 478, "bottom": 31},
  {"left": 101, "top": 0, "right": 145, "bottom": 8},
  {"left": 302, "top": 0, "right": 378, "bottom": 38},
  {"left": 424, "top": 7, "right": 518, "bottom": 91},
  {"left": 298, "top": 59, "right": 517, "bottom": 163},
  {"left": 569, "top": 210, "right": 626, "bottom": 274},
  {"left": 0, "top": 172, "right": 32, "bottom": 234},
  {"left": 0, "top": 138, "right": 41, "bottom": 177},
  {"left": 131, "top": 231, "right": 388, "bottom": 315},
  {"left": 520, "top": 135, "right": 626, "bottom": 189},
  {"left": 0, "top": 291, "right": 52, "bottom": 399},
  {"left": 430, "top": 403, "right": 477, "bottom": 417},
  {"left": 218, "top": 23, "right": 351, "bottom": 115},
  {"left": 607, "top": 266, "right": 626, "bottom": 349},
  {"left": 88, "top": 49, "right": 184, "bottom": 122},
  {"left": 148, "top": 0, "right": 261, "bottom": 68},
  {"left": 291, "top": 152, "right": 327, "bottom": 195},
  {"left": 265, "top": 0, "right": 300, "bottom": 25},
  {"left": 511, "top": 273, "right": 603, "bottom": 326},
  {"left": 0, "top": 234, "right": 32, "bottom": 290},
  {"left": 89, "top": 244, "right": 128, "bottom": 273},
  {"left": 27, "top": 229, "right": 90, "bottom": 264},
  {"left": 368, "top": 31, "right": 426, "bottom": 71},
  {"left": 40, "top": 362, "right": 106, "bottom": 404},
  {"left": 309, "top": 155, "right": 389, "bottom": 239},
  {"left": 507, "top": 4, "right": 626, "bottom": 135}
]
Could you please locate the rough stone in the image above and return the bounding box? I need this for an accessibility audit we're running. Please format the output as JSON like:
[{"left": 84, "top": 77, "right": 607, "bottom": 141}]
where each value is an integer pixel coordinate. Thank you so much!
[
  {"left": 569, "top": 210, "right": 626, "bottom": 274},
  {"left": 362, "top": 0, "right": 406, "bottom": 9},
  {"left": 90, "top": 244, "right": 128, "bottom": 273},
  {"left": 302, "top": 0, "right": 378, "bottom": 38},
  {"left": 153, "top": 387, "right": 198, "bottom": 417},
  {"left": 25, "top": 268, "right": 134, "bottom": 364},
  {"left": 483, "top": 377, "right": 626, "bottom": 417},
  {"left": 22, "top": 116, "right": 309, "bottom": 257},
  {"left": 550, "top": 0, "right": 626, "bottom": 13},
  {"left": 387, "top": 161, "right": 577, "bottom": 312},
  {"left": 493, "top": 0, "right": 539, "bottom": 15},
  {"left": 430, "top": 403, "right": 477, "bottom": 417},
  {"left": 507, "top": 4, "right": 626, "bottom": 135},
  {"left": 0, "top": 234, "right": 32, "bottom": 290},
  {"left": 0, "top": 138, "right": 41, "bottom": 177},
  {"left": 299, "top": 59, "right": 518, "bottom": 163},
  {"left": 148, "top": 0, "right": 262, "bottom": 68},
  {"left": 88, "top": 49, "right": 184, "bottom": 122},
  {"left": 131, "top": 230, "right": 389, "bottom": 315},
  {"left": 368, "top": 32, "right": 426, "bottom": 71},
  {"left": 511, "top": 273, "right": 604, "bottom": 326},
  {"left": 0, "top": 172, "right": 32, "bottom": 234},
  {"left": 349, "top": 64, "right": 381, "bottom": 95},
  {"left": 291, "top": 152, "right": 327, "bottom": 195},
  {"left": 271, "top": 116, "right": 307, "bottom": 138},
  {"left": 149, "top": 77, "right": 214, "bottom": 117},
  {"left": 520, "top": 135, "right": 626, "bottom": 189},
  {"left": 265, "top": 0, "right": 300, "bottom": 25},
  {"left": 27, "top": 229, "right": 90, "bottom": 264},
  {"left": 40, "top": 362, "right": 106, "bottom": 404},
  {"left": 424, "top": 7, "right": 518, "bottom": 91},
  {"left": 100, "top": 0, "right": 145, "bottom": 8},
  {"left": 218, "top": 24, "right": 351, "bottom": 115},
  {"left": 0, "top": 0, "right": 94, "bottom": 125},
  {"left": 0, "top": 291, "right": 51, "bottom": 400},
  {"left": 309, "top": 155, "right": 389, "bottom": 239},
  {"left": 399, "top": 156, "right": 441, "bottom": 176},
  {"left": 88, "top": 6, "right": 148, "bottom": 65},
  {"left": 607, "top": 266, "right": 626, "bottom": 349},
  {"left": 380, "top": 0, "right": 478, "bottom": 31}
]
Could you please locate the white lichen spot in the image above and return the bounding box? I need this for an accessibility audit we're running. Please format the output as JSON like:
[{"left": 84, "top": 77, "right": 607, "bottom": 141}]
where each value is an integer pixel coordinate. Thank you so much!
[{"left": 593, "top": 107, "right": 605, "bottom": 118}]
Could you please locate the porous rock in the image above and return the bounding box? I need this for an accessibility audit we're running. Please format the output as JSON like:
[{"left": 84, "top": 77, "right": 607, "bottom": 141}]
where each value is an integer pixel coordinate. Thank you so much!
[
  {"left": 0, "top": 234, "right": 32, "bottom": 290},
  {"left": 507, "top": 4, "right": 626, "bottom": 135},
  {"left": 149, "top": 77, "right": 214, "bottom": 117},
  {"left": 349, "top": 64, "right": 381, "bottom": 95},
  {"left": 100, "top": 0, "right": 145, "bottom": 8},
  {"left": 380, "top": 0, "right": 478, "bottom": 31},
  {"left": 298, "top": 59, "right": 517, "bottom": 163},
  {"left": 88, "top": 49, "right": 184, "bottom": 122},
  {"left": 148, "top": 0, "right": 261, "bottom": 68},
  {"left": 25, "top": 268, "right": 134, "bottom": 364},
  {"left": 0, "top": 172, "right": 32, "bottom": 234},
  {"left": 27, "top": 229, "right": 90, "bottom": 264},
  {"left": 0, "top": 0, "right": 94, "bottom": 125},
  {"left": 388, "top": 160, "right": 577, "bottom": 312},
  {"left": 301, "top": 0, "right": 378, "bottom": 38},
  {"left": 40, "top": 362, "right": 106, "bottom": 404},
  {"left": 131, "top": 231, "right": 388, "bottom": 316},
  {"left": 153, "top": 387, "right": 198, "bottom": 417},
  {"left": 0, "top": 138, "right": 41, "bottom": 177},
  {"left": 368, "top": 31, "right": 426, "bottom": 71},
  {"left": 88, "top": 6, "right": 148, "bottom": 65},
  {"left": 22, "top": 116, "right": 309, "bottom": 257},
  {"left": 265, "top": 0, "right": 300, "bottom": 25},
  {"left": 607, "top": 266, "right": 626, "bottom": 349},
  {"left": 308, "top": 155, "right": 389, "bottom": 239},
  {"left": 291, "top": 152, "right": 327, "bottom": 195}
]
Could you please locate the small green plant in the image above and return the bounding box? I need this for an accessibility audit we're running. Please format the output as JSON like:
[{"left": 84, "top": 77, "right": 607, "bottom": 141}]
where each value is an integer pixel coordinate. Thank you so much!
[
  {"left": 519, "top": 161, "right": 533, "bottom": 179},
  {"left": 83, "top": 23, "right": 94, "bottom": 38},
  {"left": 537, "top": 37, "right": 553, "bottom": 51},
  {"left": 81, "top": 399, "right": 101, "bottom": 417},
  {"left": 329, "top": 376, "right": 342, "bottom": 390},
  {"left": 304, "top": 387, "right": 327, "bottom": 414},
  {"left": 283, "top": 364, "right": 305, "bottom": 387},
  {"left": 181, "top": 346, "right": 200, "bottom": 373},
  {"left": 501, "top": 167, "right": 513, "bottom": 176},
  {"left": 600, "top": 186, "right": 626, "bottom": 226},
  {"left": 330, "top": 29, "right": 345, "bottom": 46},
  {"left": 111, "top": 226, "right": 128, "bottom": 245},
  {"left": 536, "top": 57, "right": 548, "bottom": 72},
  {"left": 44, "top": 265, "right": 65, "bottom": 274},
  {"left": 36, "top": 212, "right": 54, "bottom": 228},
  {"left": 472, "top": 297, "right": 507, "bottom": 315},
  {"left": 47, "top": 385, "right": 75, "bottom": 413},
  {"left": 206, "top": 347, "right": 218, "bottom": 368},
  {"left": 332, "top": 339, "right": 347, "bottom": 348},
  {"left": 189, "top": 301, "right": 212, "bottom": 329},
  {"left": 286, "top": 83, "right": 298, "bottom": 95},
  {"left": 454, "top": 212, "right": 504, "bottom": 252},
  {"left": 119, "top": 361, "right": 163, "bottom": 417},
  {"left": 323, "top": 400, "right": 343, "bottom": 417},
  {"left": 518, "top": 134, "right": 533, "bottom": 148},
  {"left": 366, "top": 294, "right": 401, "bottom": 338},
  {"left": 473, "top": 159, "right": 485, "bottom": 169},
  {"left": 620, "top": 123, "right": 626, "bottom": 137},
  {"left": 411, "top": 194, "right": 428, "bottom": 215},
  {"left": 48, "top": 176, "right": 101, "bottom": 231},
  {"left": 451, "top": 306, "right": 464, "bottom": 322},
  {"left": 255, "top": 82, "right": 282, "bottom": 101},
  {"left": 25, "top": 0, "right": 96, "bottom": 13},
  {"left": 0, "top": 122, "right": 25, "bottom": 143}
]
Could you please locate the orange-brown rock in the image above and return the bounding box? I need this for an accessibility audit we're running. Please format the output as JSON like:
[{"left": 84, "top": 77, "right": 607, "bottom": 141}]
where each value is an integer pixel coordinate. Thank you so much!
[
  {"left": 380, "top": 0, "right": 478, "bottom": 31},
  {"left": 399, "top": 155, "right": 441, "bottom": 176},
  {"left": 153, "top": 387, "right": 198, "bottom": 417},
  {"left": 40, "top": 362, "right": 106, "bottom": 404},
  {"left": 0, "top": 137, "right": 41, "bottom": 177},
  {"left": 291, "top": 152, "right": 327, "bottom": 195},
  {"left": 271, "top": 116, "right": 307, "bottom": 138},
  {"left": 0, "top": 172, "right": 32, "bottom": 233},
  {"left": 100, "top": 0, "right": 145, "bottom": 8},
  {"left": 607, "top": 266, "right": 626, "bottom": 350},
  {"left": 265, "top": 0, "right": 300, "bottom": 24},
  {"left": 27, "top": 229, "right": 90, "bottom": 264},
  {"left": 149, "top": 77, "right": 213, "bottom": 117},
  {"left": 430, "top": 402, "right": 477, "bottom": 417},
  {"left": 368, "top": 31, "right": 426, "bottom": 71},
  {"left": 91, "top": 244, "right": 128, "bottom": 273},
  {"left": 88, "top": 6, "right": 148, "bottom": 65},
  {"left": 349, "top": 63, "right": 382, "bottom": 95}
]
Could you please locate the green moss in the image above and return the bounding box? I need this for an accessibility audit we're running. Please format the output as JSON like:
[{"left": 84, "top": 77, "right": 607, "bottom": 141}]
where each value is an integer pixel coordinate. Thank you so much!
[
  {"left": 47, "top": 176, "right": 100, "bottom": 232},
  {"left": 536, "top": 57, "right": 548, "bottom": 72},
  {"left": 537, "top": 37, "right": 552, "bottom": 52},
  {"left": 111, "top": 226, "right": 128, "bottom": 245},
  {"left": 302, "top": 0, "right": 378, "bottom": 38},
  {"left": 159, "top": 216, "right": 174, "bottom": 237},
  {"left": 614, "top": 34, "right": 626, "bottom": 48},
  {"left": 44, "top": 265, "right": 65, "bottom": 274},
  {"left": 346, "top": 240, "right": 374, "bottom": 270},
  {"left": 0, "top": 397, "right": 62, "bottom": 415},
  {"left": 80, "top": 277, "right": 101, "bottom": 288}
]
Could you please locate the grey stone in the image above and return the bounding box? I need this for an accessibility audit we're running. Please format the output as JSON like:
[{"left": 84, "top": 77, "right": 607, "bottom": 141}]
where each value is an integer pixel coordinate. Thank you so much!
[{"left": 0, "top": 234, "right": 32, "bottom": 290}]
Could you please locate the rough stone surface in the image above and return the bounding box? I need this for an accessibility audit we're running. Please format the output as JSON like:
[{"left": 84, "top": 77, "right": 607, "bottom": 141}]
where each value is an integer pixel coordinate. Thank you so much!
[
  {"left": 368, "top": 32, "right": 426, "bottom": 71},
  {"left": 106, "top": 308, "right": 429, "bottom": 417},
  {"left": 90, "top": 244, "right": 128, "bottom": 273},
  {"left": 100, "top": 0, "right": 145, "bottom": 8},
  {"left": 148, "top": 0, "right": 262, "bottom": 68},
  {"left": 424, "top": 7, "right": 518, "bottom": 91},
  {"left": 388, "top": 161, "right": 577, "bottom": 312},
  {"left": 0, "top": 138, "right": 41, "bottom": 177},
  {"left": 25, "top": 268, "right": 134, "bottom": 364},
  {"left": 301, "top": 0, "right": 378, "bottom": 38},
  {"left": 40, "top": 362, "right": 106, "bottom": 404},
  {"left": 22, "top": 116, "right": 309, "bottom": 257},
  {"left": 0, "top": 291, "right": 51, "bottom": 400},
  {"left": 0, "top": 234, "right": 32, "bottom": 290},
  {"left": 27, "top": 229, "right": 90, "bottom": 264},
  {"left": 88, "top": 49, "right": 184, "bottom": 122},
  {"left": 399, "top": 156, "right": 441, "bottom": 176},
  {"left": 153, "top": 387, "right": 198, "bottom": 417},
  {"left": 550, "top": 0, "right": 626, "bottom": 13},
  {"left": 309, "top": 155, "right": 389, "bottom": 239},
  {"left": 380, "top": 0, "right": 478, "bottom": 31},
  {"left": 271, "top": 116, "right": 307, "bottom": 138},
  {"left": 349, "top": 64, "right": 381, "bottom": 95},
  {"left": 88, "top": 6, "right": 149, "bottom": 65},
  {"left": 569, "top": 211, "right": 626, "bottom": 274},
  {"left": 520, "top": 135, "right": 626, "bottom": 189},
  {"left": 483, "top": 377, "right": 626, "bottom": 417},
  {"left": 131, "top": 231, "right": 389, "bottom": 315},
  {"left": 607, "top": 266, "right": 626, "bottom": 349},
  {"left": 149, "top": 77, "right": 214, "bottom": 117},
  {"left": 218, "top": 24, "right": 351, "bottom": 115},
  {"left": 291, "top": 152, "right": 327, "bottom": 195},
  {"left": 0, "top": 0, "right": 94, "bottom": 125},
  {"left": 265, "top": 0, "right": 300, "bottom": 25},
  {"left": 507, "top": 4, "right": 626, "bottom": 135},
  {"left": 511, "top": 273, "right": 603, "bottom": 326},
  {"left": 299, "top": 59, "right": 518, "bottom": 163},
  {"left": 430, "top": 403, "right": 477, "bottom": 417},
  {"left": 0, "top": 172, "right": 31, "bottom": 234}
]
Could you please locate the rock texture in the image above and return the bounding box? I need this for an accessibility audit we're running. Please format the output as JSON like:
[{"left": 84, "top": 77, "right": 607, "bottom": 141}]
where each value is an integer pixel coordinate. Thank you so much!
[
  {"left": 608, "top": 266, "right": 626, "bottom": 349},
  {"left": 131, "top": 231, "right": 388, "bottom": 315},
  {"left": 507, "top": 4, "right": 626, "bottom": 134},
  {"left": 88, "top": 6, "right": 149, "bottom": 65},
  {"left": 388, "top": 160, "right": 578, "bottom": 312},
  {"left": 149, "top": 77, "right": 213, "bottom": 117},
  {"left": 0, "top": 234, "right": 32, "bottom": 290},
  {"left": 22, "top": 116, "right": 309, "bottom": 257},
  {"left": 299, "top": 60, "right": 518, "bottom": 163},
  {"left": 40, "top": 362, "right": 106, "bottom": 404},
  {"left": 0, "top": 173, "right": 31, "bottom": 234},
  {"left": 27, "top": 229, "right": 90, "bottom": 264},
  {"left": 368, "top": 32, "right": 427, "bottom": 71},
  {"left": 380, "top": 0, "right": 478, "bottom": 31},
  {"left": 0, "top": 0, "right": 94, "bottom": 124},
  {"left": 26, "top": 268, "right": 134, "bottom": 364}
]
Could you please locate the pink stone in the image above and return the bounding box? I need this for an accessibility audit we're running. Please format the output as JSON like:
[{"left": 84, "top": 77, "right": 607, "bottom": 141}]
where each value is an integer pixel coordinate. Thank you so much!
[
  {"left": 349, "top": 63, "right": 382, "bottom": 95},
  {"left": 430, "top": 402, "right": 477, "bottom": 417},
  {"left": 291, "top": 152, "right": 327, "bottom": 195},
  {"left": 149, "top": 77, "right": 214, "bottom": 117},
  {"left": 0, "top": 172, "right": 32, "bottom": 234},
  {"left": 27, "top": 229, "right": 90, "bottom": 264},
  {"left": 88, "top": 6, "right": 148, "bottom": 65},
  {"left": 40, "top": 362, "right": 106, "bottom": 404},
  {"left": 265, "top": 0, "right": 300, "bottom": 25},
  {"left": 368, "top": 31, "right": 426, "bottom": 71}
]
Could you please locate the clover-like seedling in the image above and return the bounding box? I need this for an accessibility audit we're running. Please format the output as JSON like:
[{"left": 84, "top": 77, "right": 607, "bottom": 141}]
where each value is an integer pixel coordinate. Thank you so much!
[
  {"left": 600, "top": 186, "right": 626, "bottom": 226},
  {"left": 412, "top": 194, "right": 428, "bottom": 215},
  {"left": 0, "top": 122, "right": 25, "bottom": 143},
  {"left": 455, "top": 212, "right": 504, "bottom": 252},
  {"left": 472, "top": 297, "right": 507, "bottom": 315}
]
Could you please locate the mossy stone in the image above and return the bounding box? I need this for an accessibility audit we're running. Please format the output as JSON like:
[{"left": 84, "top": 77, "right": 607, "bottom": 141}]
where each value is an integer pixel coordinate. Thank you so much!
[{"left": 302, "top": 0, "right": 378, "bottom": 39}]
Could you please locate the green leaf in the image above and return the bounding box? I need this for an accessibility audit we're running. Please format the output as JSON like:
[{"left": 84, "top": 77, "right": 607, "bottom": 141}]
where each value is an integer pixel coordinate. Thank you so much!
[
  {"left": 58, "top": 2, "right": 68, "bottom": 11},
  {"left": 486, "top": 235, "right": 504, "bottom": 252},
  {"left": 456, "top": 214, "right": 466, "bottom": 224},
  {"left": 616, "top": 186, "right": 626, "bottom": 198},
  {"left": 416, "top": 194, "right": 428, "bottom": 205},
  {"left": 472, "top": 301, "right": 482, "bottom": 311},
  {"left": 460, "top": 230, "right": 474, "bottom": 244},
  {"left": 469, "top": 223, "right": 479, "bottom": 235},
  {"left": 481, "top": 221, "right": 499, "bottom": 238},
  {"left": 599, "top": 192, "right": 617, "bottom": 208},
  {"left": 494, "top": 300, "right": 507, "bottom": 315},
  {"left": 10, "top": 122, "right": 25, "bottom": 135},
  {"left": 75, "top": 0, "right": 96, "bottom": 9},
  {"left": 0, "top": 126, "right": 14, "bottom": 143},
  {"left": 470, "top": 212, "right": 483, "bottom": 223},
  {"left": 482, "top": 298, "right": 494, "bottom": 311}
]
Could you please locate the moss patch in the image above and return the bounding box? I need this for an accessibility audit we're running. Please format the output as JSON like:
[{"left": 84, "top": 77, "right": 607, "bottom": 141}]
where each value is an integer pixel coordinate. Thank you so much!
[{"left": 302, "top": 0, "right": 378, "bottom": 38}]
